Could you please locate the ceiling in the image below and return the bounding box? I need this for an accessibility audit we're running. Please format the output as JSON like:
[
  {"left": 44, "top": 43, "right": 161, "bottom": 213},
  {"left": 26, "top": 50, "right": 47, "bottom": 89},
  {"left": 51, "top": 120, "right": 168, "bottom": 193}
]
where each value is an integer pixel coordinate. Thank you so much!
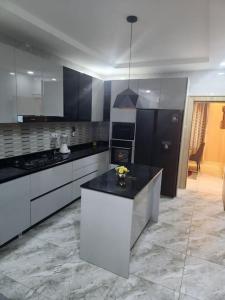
[{"left": 0, "top": 0, "right": 224, "bottom": 79}]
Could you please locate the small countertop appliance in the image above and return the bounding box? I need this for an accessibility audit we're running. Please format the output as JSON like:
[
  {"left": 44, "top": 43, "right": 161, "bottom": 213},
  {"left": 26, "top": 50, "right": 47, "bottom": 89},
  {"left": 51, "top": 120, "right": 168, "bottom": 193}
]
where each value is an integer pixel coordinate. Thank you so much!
[{"left": 59, "top": 134, "right": 71, "bottom": 154}]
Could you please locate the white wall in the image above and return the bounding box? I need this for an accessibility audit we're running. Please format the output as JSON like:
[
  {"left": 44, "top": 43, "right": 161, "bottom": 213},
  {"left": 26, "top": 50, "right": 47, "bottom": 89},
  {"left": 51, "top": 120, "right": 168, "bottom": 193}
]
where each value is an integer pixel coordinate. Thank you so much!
[{"left": 186, "top": 70, "right": 225, "bottom": 96}]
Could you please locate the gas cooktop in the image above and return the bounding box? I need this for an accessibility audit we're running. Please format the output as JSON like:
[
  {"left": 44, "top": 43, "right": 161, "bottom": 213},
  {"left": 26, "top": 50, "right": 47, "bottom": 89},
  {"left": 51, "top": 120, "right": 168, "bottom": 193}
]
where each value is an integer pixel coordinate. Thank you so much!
[{"left": 12, "top": 153, "right": 69, "bottom": 170}]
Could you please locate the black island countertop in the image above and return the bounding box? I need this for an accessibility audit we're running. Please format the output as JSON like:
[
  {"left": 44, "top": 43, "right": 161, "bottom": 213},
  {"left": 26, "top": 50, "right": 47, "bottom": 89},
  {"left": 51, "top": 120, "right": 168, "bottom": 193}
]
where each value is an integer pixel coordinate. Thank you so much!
[
  {"left": 81, "top": 164, "right": 162, "bottom": 199},
  {"left": 0, "top": 142, "right": 109, "bottom": 184}
]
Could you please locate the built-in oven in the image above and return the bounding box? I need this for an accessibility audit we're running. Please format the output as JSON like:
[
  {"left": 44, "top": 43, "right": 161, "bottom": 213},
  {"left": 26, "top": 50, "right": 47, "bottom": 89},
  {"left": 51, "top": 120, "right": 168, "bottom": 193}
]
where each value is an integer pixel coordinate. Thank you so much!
[
  {"left": 112, "top": 122, "right": 135, "bottom": 140},
  {"left": 111, "top": 140, "right": 132, "bottom": 164}
]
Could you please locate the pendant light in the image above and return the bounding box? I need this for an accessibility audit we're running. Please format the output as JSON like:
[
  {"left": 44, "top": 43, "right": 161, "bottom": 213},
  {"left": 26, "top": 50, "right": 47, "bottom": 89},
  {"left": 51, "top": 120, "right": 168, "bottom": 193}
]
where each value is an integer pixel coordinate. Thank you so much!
[{"left": 113, "top": 15, "right": 139, "bottom": 109}]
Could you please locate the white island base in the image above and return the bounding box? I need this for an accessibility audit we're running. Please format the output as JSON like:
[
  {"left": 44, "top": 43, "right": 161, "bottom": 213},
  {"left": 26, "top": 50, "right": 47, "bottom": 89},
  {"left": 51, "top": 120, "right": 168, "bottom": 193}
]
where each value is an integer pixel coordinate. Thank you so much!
[{"left": 80, "top": 169, "right": 162, "bottom": 278}]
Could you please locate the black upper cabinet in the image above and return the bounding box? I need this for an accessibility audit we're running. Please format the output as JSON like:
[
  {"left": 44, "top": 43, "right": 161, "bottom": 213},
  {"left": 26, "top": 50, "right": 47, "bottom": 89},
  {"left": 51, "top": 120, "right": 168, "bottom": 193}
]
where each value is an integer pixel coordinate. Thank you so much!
[
  {"left": 103, "top": 81, "right": 111, "bottom": 121},
  {"left": 63, "top": 66, "right": 79, "bottom": 121},
  {"left": 63, "top": 67, "right": 92, "bottom": 121},
  {"left": 78, "top": 73, "right": 92, "bottom": 121}
]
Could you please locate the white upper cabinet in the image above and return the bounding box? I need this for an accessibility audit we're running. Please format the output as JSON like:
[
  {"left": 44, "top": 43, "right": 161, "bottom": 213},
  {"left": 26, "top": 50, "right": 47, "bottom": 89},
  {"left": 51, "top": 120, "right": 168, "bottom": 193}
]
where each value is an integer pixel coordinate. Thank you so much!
[
  {"left": 137, "top": 79, "right": 161, "bottom": 109},
  {"left": 16, "top": 49, "right": 43, "bottom": 116},
  {"left": 0, "top": 41, "right": 63, "bottom": 121},
  {"left": 16, "top": 48, "right": 63, "bottom": 117},
  {"left": 159, "top": 78, "right": 188, "bottom": 110},
  {"left": 0, "top": 42, "right": 17, "bottom": 123},
  {"left": 42, "top": 61, "right": 63, "bottom": 116},
  {"left": 92, "top": 78, "right": 104, "bottom": 121},
  {"left": 136, "top": 78, "right": 188, "bottom": 110}
]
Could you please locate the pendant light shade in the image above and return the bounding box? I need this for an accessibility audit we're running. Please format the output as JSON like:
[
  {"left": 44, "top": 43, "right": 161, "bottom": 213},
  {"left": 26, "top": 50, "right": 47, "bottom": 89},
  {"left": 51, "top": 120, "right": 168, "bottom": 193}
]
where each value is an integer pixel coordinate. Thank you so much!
[
  {"left": 114, "top": 15, "right": 138, "bottom": 109},
  {"left": 113, "top": 88, "right": 138, "bottom": 108}
]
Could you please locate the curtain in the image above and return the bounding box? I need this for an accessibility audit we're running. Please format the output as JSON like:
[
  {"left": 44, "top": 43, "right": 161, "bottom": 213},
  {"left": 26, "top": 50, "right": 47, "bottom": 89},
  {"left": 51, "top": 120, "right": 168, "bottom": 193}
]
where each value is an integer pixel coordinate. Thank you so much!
[{"left": 189, "top": 102, "right": 208, "bottom": 155}]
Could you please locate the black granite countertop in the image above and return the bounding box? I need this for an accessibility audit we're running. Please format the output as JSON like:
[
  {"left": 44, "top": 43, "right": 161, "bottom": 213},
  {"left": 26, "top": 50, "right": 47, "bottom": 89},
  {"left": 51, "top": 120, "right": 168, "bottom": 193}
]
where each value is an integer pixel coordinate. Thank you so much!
[
  {"left": 0, "top": 142, "right": 109, "bottom": 184},
  {"left": 81, "top": 164, "right": 162, "bottom": 199}
]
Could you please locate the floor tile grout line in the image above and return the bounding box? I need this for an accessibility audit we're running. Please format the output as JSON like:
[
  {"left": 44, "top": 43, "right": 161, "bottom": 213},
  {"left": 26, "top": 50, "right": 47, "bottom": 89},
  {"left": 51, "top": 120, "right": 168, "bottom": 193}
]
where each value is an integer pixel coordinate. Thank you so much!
[
  {"left": 132, "top": 240, "right": 189, "bottom": 257},
  {"left": 0, "top": 272, "right": 40, "bottom": 298},
  {"left": 130, "top": 238, "right": 189, "bottom": 294},
  {"left": 185, "top": 253, "right": 225, "bottom": 269},
  {"left": 177, "top": 199, "right": 196, "bottom": 300},
  {"left": 132, "top": 273, "right": 180, "bottom": 295}
]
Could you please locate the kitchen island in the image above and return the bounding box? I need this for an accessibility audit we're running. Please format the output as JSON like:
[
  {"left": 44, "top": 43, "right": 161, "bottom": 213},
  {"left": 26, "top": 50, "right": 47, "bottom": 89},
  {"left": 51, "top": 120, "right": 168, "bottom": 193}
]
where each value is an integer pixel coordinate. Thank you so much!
[{"left": 80, "top": 164, "right": 162, "bottom": 278}]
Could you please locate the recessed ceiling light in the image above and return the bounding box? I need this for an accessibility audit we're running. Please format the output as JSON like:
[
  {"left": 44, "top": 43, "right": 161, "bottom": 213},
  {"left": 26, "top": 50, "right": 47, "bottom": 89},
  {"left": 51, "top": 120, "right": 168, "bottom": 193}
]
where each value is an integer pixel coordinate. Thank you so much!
[
  {"left": 218, "top": 72, "right": 225, "bottom": 76},
  {"left": 51, "top": 78, "right": 57, "bottom": 81},
  {"left": 27, "top": 71, "right": 34, "bottom": 75},
  {"left": 146, "top": 90, "right": 151, "bottom": 93},
  {"left": 220, "top": 61, "right": 225, "bottom": 67},
  {"left": 9, "top": 72, "right": 15, "bottom": 76}
]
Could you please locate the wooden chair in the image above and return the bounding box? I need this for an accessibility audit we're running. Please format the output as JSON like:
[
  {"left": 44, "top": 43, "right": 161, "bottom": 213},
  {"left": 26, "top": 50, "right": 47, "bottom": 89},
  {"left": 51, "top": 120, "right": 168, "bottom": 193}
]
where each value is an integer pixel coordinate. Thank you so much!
[{"left": 189, "top": 143, "right": 205, "bottom": 172}]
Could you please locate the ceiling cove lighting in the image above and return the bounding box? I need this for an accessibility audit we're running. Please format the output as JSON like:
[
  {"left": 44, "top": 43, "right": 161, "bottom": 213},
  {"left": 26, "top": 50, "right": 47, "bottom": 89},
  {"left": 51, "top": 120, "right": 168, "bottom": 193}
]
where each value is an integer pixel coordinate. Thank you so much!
[
  {"left": 114, "top": 15, "right": 139, "bottom": 109},
  {"left": 27, "top": 71, "right": 34, "bottom": 75}
]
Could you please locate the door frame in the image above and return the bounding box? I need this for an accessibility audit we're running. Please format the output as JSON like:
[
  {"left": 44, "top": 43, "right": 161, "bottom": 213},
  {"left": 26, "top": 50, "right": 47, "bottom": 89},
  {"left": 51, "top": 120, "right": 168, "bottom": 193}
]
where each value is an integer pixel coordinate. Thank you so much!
[{"left": 178, "top": 96, "right": 225, "bottom": 189}]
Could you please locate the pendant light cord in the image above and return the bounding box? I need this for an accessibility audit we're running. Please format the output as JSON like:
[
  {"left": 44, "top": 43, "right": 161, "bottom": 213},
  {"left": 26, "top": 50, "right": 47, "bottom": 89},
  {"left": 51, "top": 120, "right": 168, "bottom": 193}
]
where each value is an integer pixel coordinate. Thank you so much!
[{"left": 128, "top": 22, "right": 133, "bottom": 88}]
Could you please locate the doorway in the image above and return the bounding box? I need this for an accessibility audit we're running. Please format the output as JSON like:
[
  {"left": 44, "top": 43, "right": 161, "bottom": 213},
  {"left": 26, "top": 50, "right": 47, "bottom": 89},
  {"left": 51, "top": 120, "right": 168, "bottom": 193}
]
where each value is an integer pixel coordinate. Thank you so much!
[{"left": 187, "top": 100, "right": 225, "bottom": 197}]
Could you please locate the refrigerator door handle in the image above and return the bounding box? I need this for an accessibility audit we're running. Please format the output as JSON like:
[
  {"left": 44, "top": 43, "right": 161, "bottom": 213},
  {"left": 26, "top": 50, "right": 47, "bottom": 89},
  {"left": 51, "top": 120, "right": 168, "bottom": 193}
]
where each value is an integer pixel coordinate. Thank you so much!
[
  {"left": 161, "top": 141, "right": 172, "bottom": 150},
  {"left": 111, "top": 146, "right": 132, "bottom": 150}
]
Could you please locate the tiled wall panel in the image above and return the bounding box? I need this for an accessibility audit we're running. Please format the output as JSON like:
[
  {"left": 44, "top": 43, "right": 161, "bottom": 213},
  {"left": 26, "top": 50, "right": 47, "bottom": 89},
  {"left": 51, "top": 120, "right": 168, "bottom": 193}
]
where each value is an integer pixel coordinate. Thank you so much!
[{"left": 0, "top": 122, "right": 109, "bottom": 159}]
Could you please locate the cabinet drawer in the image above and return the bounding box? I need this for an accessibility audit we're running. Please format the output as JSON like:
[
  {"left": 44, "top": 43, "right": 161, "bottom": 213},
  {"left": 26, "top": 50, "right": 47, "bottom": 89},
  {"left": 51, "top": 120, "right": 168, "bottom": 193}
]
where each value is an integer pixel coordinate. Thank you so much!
[
  {"left": 73, "top": 151, "right": 109, "bottom": 171},
  {"left": 72, "top": 171, "right": 98, "bottom": 200},
  {"left": 30, "top": 162, "right": 73, "bottom": 199},
  {"left": 31, "top": 183, "right": 73, "bottom": 225},
  {"left": 0, "top": 176, "right": 30, "bottom": 246},
  {"left": 73, "top": 162, "right": 98, "bottom": 180},
  {"left": 97, "top": 151, "right": 109, "bottom": 162},
  {"left": 73, "top": 154, "right": 99, "bottom": 170}
]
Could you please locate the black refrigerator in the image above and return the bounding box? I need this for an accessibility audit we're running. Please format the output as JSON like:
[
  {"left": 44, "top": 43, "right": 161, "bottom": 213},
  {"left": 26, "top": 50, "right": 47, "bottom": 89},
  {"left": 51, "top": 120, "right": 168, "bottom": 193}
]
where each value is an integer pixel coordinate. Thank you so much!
[{"left": 134, "top": 109, "right": 183, "bottom": 198}]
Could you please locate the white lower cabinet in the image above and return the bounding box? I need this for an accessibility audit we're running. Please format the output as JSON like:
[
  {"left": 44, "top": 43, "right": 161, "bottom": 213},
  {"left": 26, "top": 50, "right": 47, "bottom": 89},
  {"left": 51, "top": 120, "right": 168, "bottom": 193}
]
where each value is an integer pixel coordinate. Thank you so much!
[
  {"left": 73, "top": 151, "right": 109, "bottom": 178},
  {"left": 30, "top": 162, "right": 73, "bottom": 199},
  {"left": 72, "top": 171, "right": 98, "bottom": 200},
  {"left": 0, "top": 150, "right": 109, "bottom": 245},
  {"left": 73, "top": 162, "right": 98, "bottom": 181},
  {"left": 98, "top": 152, "right": 110, "bottom": 174},
  {"left": 31, "top": 183, "right": 73, "bottom": 225},
  {"left": 72, "top": 151, "right": 109, "bottom": 199},
  {"left": 30, "top": 151, "right": 109, "bottom": 225},
  {"left": 73, "top": 153, "right": 99, "bottom": 170},
  {"left": 0, "top": 176, "right": 30, "bottom": 246}
]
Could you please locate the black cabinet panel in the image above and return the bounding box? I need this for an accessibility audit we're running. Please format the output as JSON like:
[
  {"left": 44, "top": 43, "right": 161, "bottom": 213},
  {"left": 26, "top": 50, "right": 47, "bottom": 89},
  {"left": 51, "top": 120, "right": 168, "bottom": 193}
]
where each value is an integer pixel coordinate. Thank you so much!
[
  {"left": 63, "top": 66, "right": 79, "bottom": 121},
  {"left": 63, "top": 67, "right": 92, "bottom": 121},
  {"left": 134, "top": 109, "right": 155, "bottom": 165},
  {"left": 103, "top": 81, "right": 111, "bottom": 121},
  {"left": 78, "top": 73, "right": 92, "bottom": 121}
]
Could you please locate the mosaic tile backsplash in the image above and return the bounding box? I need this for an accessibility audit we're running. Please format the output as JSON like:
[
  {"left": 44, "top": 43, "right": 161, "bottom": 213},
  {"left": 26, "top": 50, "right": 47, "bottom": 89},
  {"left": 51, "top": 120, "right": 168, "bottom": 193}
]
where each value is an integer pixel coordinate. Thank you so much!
[{"left": 0, "top": 122, "right": 109, "bottom": 159}]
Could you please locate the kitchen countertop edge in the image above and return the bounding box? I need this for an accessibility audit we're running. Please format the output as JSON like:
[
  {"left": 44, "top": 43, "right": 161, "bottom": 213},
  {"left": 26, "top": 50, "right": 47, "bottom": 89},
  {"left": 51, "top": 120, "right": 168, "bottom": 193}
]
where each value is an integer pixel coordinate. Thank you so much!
[
  {"left": 81, "top": 165, "right": 163, "bottom": 200},
  {"left": 0, "top": 145, "right": 109, "bottom": 184}
]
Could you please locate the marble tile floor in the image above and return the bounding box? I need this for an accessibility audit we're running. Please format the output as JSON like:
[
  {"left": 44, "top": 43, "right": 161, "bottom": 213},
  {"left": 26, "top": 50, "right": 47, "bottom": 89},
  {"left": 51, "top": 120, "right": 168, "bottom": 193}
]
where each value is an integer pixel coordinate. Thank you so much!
[{"left": 0, "top": 187, "right": 225, "bottom": 299}]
